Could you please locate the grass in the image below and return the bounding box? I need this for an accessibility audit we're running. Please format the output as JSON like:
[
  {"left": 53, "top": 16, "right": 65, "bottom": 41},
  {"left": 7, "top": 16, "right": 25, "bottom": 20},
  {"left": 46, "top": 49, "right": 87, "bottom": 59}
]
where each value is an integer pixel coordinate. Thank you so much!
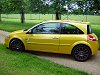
[
  {"left": 0, "top": 44, "right": 89, "bottom": 75},
  {"left": 0, "top": 18, "right": 43, "bottom": 32},
  {"left": 2, "top": 14, "right": 100, "bottom": 24}
]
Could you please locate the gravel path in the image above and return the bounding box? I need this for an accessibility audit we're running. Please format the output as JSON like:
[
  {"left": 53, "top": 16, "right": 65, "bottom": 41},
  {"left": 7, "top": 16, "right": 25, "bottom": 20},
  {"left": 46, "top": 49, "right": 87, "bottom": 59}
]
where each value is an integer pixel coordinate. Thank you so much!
[
  {"left": 0, "top": 30, "right": 10, "bottom": 44},
  {"left": 0, "top": 30, "right": 100, "bottom": 75}
]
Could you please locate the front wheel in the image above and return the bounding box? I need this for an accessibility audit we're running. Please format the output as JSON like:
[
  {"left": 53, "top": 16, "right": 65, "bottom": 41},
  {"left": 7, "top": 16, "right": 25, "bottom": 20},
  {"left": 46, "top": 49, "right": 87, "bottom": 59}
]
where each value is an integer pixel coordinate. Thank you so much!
[
  {"left": 72, "top": 45, "right": 92, "bottom": 62},
  {"left": 9, "top": 39, "right": 25, "bottom": 52}
]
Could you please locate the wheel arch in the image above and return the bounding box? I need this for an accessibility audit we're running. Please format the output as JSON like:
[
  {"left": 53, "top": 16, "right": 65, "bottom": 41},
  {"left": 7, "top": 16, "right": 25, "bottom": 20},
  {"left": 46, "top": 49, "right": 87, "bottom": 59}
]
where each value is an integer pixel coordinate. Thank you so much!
[
  {"left": 9, "top": 37, "right": 26, "bottom": 50},
  {"left": 71, "top": 41, "right": 92, "bottom": 54}
]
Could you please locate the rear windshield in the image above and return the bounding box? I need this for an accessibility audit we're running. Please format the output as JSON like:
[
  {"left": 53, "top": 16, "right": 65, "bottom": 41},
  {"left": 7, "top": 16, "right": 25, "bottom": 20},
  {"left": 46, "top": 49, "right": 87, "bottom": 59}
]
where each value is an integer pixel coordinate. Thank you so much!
[{"left": 87, "top": 25, "right": 92, "bottom": 34}]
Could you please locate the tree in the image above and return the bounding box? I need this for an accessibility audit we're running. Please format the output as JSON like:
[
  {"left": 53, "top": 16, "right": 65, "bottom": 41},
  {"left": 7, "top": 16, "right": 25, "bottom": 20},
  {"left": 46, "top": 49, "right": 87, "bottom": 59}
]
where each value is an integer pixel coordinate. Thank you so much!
[
  {"left": 29, "top": 0, "right": 49, "bottom": 14},
  {"left": 29, "top": 0, "right": 68, "bottom": 20},
  {"left": 7, "top": 0, "right": 30, "bottom": 23},
  {"left": 76, "top": 0, "right": 100, "bottom": 15},
  {"left": 45, "top": 0, "right": 68, "bottom": 20},
  {"left": 11, "top": 0, "right": 25, "bottom": 23},
  {"left": 0, "top": 0, "right": 5, "bottom": 22},
  {"left": 0, "top": 1, "right": 3, "bottom": 21},
  {"left": 51, "top": 0, "right": 68, "bottom": 20},
  {"left": 91, "top": 0, "right": 100, "bottom": 14}
]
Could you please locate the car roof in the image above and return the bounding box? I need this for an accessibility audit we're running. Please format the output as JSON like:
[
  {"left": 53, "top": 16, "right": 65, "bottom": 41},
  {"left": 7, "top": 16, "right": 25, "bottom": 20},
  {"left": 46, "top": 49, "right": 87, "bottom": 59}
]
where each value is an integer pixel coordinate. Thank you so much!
[{"left": 45, "top": 20, "right": 90, "bottom": 26}]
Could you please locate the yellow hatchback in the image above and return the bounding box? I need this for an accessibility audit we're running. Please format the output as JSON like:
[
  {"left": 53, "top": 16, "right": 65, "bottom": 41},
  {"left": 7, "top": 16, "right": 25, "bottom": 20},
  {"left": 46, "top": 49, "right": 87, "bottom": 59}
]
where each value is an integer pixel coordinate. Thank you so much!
[{"left": 5, "top": 20, "right": 99, "bottom": 61}]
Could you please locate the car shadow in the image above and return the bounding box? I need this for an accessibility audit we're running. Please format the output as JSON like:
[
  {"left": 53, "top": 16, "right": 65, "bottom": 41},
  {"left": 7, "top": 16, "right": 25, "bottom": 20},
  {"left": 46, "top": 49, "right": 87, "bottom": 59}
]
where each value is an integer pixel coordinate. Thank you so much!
[
  {"left": 24, "top": 50, "right": 99, "bottom": 62},
  {"left": 25, "top": 50, "right": 73, "bottom": 60}
]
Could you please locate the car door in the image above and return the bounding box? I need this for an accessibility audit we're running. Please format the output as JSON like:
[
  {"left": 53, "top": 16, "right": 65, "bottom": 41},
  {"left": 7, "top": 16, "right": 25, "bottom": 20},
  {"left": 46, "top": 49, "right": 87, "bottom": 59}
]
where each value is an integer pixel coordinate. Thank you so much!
[
  {"left": 59, "top": 23, "right": 84, "bottom": 54},
  {"left": 26, "top": 22, "right": 60, "bottom": 53}
]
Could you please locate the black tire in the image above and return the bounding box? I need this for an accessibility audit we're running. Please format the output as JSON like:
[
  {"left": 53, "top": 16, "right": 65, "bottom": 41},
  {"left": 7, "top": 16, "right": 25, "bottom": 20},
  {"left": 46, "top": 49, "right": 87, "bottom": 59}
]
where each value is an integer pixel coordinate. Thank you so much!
[
  {"left": 9, "top": 39, "right": 25, "bottom": 52},
  {"left": 72, "top": 45, "right": 92, "bottom": 62}
]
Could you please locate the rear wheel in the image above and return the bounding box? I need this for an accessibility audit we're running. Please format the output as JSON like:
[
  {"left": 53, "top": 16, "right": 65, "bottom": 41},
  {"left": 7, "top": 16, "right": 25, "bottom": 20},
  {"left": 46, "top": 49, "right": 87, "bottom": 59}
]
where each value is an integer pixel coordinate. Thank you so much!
[
  {"left": 9, "top": 39, "right": 25, "bottom": 52},
  {"left": 72, "top": 45, "right": 92, "bottom": 62}
]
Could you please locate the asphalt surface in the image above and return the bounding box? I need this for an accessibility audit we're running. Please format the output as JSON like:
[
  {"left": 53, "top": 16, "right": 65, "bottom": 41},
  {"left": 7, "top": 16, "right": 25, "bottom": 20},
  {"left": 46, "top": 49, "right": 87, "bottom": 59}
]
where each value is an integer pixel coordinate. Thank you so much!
[{"left": 0, "top": 30, "right": 100, "bottom": 75}]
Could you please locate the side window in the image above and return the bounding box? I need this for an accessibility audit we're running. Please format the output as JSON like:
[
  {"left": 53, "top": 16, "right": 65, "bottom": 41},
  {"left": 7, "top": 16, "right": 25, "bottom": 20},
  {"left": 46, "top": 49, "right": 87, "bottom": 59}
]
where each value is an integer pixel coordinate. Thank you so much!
[
  {"left": 87, "top": 25, "right": 92, "bottom": 34},
  {"left": 61, "top": 23, "right": 84, "bottom": 34},
  {"left": 32, "top": 22, "right": 60, "bottom": 34}
]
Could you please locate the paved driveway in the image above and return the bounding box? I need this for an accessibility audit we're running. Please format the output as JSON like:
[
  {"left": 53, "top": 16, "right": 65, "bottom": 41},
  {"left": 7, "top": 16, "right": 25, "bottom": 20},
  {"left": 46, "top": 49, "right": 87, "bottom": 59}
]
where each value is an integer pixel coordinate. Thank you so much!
[
  {"left": 0, "top": 30, "right": 100, "bottom": 75},
  {"left": 0, "top": 30, "right": 10, "bottom": 44}
]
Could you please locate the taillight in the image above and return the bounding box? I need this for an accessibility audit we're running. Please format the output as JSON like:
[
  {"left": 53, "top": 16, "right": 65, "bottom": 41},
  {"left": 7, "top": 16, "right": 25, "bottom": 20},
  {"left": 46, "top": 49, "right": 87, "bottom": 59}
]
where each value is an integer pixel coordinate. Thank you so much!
[{"left": 87, "top": 35, "right": 97, "bottom": 41}]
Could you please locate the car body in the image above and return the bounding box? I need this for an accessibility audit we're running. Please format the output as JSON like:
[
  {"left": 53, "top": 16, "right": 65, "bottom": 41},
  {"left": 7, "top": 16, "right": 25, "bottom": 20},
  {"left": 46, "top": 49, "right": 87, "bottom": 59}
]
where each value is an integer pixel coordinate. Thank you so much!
[{"left": 5, "top": 20, "right": 99, "bottom": 61}]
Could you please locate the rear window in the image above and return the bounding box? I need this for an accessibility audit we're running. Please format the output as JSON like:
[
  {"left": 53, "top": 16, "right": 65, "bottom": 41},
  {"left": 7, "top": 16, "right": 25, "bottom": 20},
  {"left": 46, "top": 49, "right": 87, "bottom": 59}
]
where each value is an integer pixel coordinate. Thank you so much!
[{"left": 87, "top": 25, "right": 92, "bottom": 34}]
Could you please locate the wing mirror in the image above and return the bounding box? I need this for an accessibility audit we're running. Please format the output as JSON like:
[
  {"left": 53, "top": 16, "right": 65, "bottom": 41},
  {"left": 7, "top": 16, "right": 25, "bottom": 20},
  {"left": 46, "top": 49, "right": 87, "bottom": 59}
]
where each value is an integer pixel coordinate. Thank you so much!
[{"left": 26, "top": 30, "right": 32, "bottom": 34}]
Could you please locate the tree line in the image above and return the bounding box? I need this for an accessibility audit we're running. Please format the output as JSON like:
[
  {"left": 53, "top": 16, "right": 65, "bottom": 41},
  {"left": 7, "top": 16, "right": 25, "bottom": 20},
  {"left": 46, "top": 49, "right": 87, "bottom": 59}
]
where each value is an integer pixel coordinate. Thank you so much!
[{"left": 0, "top": 0, "right": 100, "bottom": 23}]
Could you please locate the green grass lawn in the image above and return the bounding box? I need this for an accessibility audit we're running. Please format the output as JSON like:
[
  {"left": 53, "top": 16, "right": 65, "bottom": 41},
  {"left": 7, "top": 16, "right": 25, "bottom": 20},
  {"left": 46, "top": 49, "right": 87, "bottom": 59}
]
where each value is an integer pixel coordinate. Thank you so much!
[
  {"left": 0, "top": 44, "right": 89, "bottom": 75},
  {"left": 2, "top": 14, "right": 100, "bottom": 24},
  {"left": 0, "top": 18, "right": 43, "bottom": 32}
]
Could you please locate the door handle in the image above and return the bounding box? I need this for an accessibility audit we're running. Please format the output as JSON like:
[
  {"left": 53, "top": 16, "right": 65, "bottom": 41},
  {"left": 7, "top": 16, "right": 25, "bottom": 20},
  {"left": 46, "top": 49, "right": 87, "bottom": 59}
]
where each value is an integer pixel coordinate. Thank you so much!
[{"left": 52, "top": 37, "right": 59, "bottom": 39}]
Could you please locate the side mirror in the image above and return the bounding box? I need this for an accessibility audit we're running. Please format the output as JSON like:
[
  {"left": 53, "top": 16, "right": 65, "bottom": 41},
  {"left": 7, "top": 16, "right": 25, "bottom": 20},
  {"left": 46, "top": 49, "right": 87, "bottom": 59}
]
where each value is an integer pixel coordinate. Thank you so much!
[{"left": 26, "top": 30, "right": 32, "bottom": 34}]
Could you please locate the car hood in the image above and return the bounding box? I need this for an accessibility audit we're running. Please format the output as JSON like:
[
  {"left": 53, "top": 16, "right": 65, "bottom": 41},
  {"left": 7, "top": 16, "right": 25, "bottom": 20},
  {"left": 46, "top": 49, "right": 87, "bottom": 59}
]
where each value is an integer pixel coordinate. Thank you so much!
[{"left": 11, "top": 30, "right": 25, "bottom": 34}]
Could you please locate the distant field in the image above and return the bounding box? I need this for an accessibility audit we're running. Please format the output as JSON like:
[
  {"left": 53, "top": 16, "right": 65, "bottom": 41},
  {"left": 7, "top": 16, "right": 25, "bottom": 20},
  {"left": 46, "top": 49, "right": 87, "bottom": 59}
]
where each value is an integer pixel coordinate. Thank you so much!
[
  {"left": 0, "top": 14, "right": 100, "bottom": 48},
  {"left": 1, "top": 14, "right": 100, "bottom": 24}
]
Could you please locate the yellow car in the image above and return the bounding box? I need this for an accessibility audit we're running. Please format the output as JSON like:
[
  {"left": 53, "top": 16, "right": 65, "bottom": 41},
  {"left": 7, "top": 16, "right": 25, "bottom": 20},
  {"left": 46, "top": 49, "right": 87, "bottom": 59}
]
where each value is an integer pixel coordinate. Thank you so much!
[{"left": 5, "top": 20, "right": 99, "bottom": 61}]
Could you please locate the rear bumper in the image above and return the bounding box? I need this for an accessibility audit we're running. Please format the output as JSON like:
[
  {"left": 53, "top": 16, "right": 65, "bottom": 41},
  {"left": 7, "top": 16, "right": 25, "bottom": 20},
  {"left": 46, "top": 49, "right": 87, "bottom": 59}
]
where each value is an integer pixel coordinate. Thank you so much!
[{"left": 88, "top": 41, "right": 99, "bottom": 55}]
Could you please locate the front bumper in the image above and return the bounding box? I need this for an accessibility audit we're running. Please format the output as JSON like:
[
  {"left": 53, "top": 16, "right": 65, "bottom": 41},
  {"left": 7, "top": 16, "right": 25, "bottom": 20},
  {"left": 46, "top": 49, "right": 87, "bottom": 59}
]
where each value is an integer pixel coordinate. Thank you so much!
[{"left": 5, "top": 38, "right": 10, "bottom": 48}]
